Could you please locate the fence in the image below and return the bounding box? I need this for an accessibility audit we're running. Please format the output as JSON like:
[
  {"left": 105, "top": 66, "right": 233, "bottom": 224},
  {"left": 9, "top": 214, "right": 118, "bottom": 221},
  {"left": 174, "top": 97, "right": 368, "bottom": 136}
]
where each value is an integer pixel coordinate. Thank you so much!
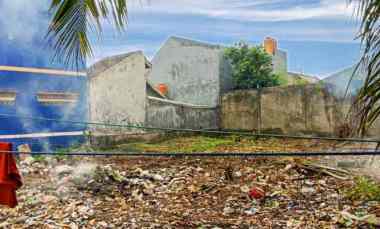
[{"left": 221, "top": 84, "right": 380, "bottom": 137}]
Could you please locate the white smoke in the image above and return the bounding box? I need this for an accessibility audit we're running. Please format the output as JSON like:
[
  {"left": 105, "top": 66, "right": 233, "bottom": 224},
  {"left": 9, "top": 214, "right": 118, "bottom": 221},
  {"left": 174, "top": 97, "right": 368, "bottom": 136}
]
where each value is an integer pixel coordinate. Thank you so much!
[{"left": 0, "top": 0, "right": 50, "bottom": 43}]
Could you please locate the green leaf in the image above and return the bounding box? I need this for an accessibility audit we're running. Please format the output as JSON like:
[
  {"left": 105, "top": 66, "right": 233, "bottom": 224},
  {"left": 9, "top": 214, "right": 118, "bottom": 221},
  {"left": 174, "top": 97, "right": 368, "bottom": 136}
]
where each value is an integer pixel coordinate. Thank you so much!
[{"left": 46, "top": 0, "right": 128, "bottom": 69}]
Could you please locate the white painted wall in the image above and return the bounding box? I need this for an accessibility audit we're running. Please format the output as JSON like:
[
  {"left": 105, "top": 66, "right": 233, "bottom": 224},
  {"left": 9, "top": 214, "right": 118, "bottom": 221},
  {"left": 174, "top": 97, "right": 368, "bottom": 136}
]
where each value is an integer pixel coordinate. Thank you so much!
[
  {"left": 148, "top": 37, "right": 233, "bottom": 107},
  {"left": 89, "top": 51, "right": 147, "bottom": 132}
]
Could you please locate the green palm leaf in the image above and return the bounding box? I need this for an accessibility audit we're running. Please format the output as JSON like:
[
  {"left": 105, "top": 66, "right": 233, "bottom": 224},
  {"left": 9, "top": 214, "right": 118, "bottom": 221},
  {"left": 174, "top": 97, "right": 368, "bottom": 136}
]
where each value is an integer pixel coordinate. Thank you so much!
[
  {"left": 350, "top": 0, "right": 380, "bottom": 135},
  {"left": 46, "top": 0, "right": 128, "bottom": 69}
]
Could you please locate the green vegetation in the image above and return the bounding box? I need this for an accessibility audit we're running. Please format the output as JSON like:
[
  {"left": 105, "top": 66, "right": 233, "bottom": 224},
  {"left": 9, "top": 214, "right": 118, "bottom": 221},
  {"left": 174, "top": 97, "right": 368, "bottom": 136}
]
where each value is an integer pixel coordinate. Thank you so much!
[
  {"left": 277, "top": 73, "right": 289, "bottom": 86},
  {"left": 224, "top": 42, "right": 281, "bottom": 90},
  {"left": 47, "top": 0, "right": 128, "bottom": 67},
  {"left": 350, "top": 1, "right": 380, "bottom": 135},
  {"left": 346, "top": 176, "right": 380, "bottom": 201},
  {"left": 294, "top": 77, "right": 309, "bottom": 86},
  {"left": 111, "top": 135, "right": 314, "bottom": 153},
  {"left": 119, "top": 136, "right": 235, "bottom": 152},
  {"left": 315, "top": 80, "right": 325, "bottom": 92},
  {"left": 53, "top": 143, "right": 86, "bottom": 160},
  {"left": 32, "top": 155, "right": 46, "bottom": 162}
]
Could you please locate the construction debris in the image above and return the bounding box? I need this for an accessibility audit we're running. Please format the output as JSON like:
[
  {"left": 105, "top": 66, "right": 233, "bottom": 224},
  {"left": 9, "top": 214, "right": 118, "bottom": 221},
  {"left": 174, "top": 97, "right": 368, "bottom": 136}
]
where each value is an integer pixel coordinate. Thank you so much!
[{"left": 0, "top": 154, "right": 379, "bottom": 228}]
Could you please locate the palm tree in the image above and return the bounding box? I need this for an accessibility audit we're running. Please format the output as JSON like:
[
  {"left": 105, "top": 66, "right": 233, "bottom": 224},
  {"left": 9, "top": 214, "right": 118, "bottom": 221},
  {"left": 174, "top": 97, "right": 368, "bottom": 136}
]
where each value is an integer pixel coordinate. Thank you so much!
[
  {"left": 47, "top": 0, "right": 128, "bottom": 68},
  {"left": 350, "top": 0, "right": 380, "bottom": 135}
]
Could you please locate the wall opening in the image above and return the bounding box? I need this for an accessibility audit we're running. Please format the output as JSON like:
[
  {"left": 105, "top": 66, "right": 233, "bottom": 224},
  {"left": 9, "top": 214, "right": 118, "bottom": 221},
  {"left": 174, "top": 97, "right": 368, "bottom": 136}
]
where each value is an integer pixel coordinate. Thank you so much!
[
  {"left": 0, "top": 91, "right": 17, "bottom": 104},
  {"left": 36, "top": 92, "right": 79, "bottom": 104}
]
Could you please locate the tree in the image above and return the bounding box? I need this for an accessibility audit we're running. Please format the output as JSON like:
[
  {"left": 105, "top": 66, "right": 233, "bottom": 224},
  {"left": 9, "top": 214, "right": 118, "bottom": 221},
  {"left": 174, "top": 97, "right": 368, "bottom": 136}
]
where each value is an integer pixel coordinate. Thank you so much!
[
  {"left": 47, "top": 0, "right": 128, "bottom": 68},
  {"left": 349, "top": 1, "right": 380, "bottom": 135},
  {"left": 224, "top": 42, "right": 280, "bottom": 90}
]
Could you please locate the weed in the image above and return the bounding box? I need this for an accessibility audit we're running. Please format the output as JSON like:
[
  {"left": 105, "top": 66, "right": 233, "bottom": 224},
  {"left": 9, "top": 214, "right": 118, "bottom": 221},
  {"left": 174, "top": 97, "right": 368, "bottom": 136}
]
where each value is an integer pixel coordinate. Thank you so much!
[
  {"left": 346, "top": 176, "right": 380, "bottom": 201},
  {"left": 117, "top": 136, "right": 235, "bottom": 153},
  {"left": 294, "top": 77, "right": 309, "bottom": 86},
  {"left": 32, "top": 155, "right": 46, "bottom": 162},
  {"left": 315, "top": 80, "right": 325, "bottom": 92}
]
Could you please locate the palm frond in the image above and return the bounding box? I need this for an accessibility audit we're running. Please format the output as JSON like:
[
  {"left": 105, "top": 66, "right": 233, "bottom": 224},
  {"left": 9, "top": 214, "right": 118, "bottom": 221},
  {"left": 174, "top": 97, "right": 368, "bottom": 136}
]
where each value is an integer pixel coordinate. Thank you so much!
[
  {"left": 350, "top": 0, "right": 380, "bottom": 135},
  {"left": 46, "top": 0, "right": 128, "bottom": 69}
]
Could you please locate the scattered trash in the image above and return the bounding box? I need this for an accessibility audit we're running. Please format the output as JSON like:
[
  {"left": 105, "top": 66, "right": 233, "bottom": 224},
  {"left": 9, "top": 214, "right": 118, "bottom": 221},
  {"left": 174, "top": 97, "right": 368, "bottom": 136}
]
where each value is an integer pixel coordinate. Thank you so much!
[
  {"left": 340, "top": 211, "right": 380, "bottom": 227},
  {"left": 248, "top": 187, "right": 265, "bottom": 200},
  {"left": 300, "top": 162, "right": 351, "bottom": 180},
  {"left": 301, "top": 187, "right": 316, "bottom": 195},
  {"left": 1, "top": 140, "right": 378, "bottom": 227},
  {"left": 244, "top": 206, "right": 258, "bottom": 215}
]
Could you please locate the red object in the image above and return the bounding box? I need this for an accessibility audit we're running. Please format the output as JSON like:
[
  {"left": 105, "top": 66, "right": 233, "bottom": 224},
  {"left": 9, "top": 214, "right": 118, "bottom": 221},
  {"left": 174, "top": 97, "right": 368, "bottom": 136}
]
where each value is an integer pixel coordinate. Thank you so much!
[
  {"left": 156, "top": 83, "right": 168, "bottom": 96},
  {"left": 248, "top": 187, "right": 265, "bottom": 200},
  {"left": 0, "top": 142, "right": 22, "bottom": 208}
]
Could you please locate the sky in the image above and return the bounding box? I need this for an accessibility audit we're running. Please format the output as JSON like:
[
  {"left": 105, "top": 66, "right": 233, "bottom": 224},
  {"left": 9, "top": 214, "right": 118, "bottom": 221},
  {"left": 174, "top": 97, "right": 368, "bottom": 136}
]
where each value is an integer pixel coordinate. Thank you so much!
[{"left": 90, "top": 0, "right": 362, "bottom": 78}]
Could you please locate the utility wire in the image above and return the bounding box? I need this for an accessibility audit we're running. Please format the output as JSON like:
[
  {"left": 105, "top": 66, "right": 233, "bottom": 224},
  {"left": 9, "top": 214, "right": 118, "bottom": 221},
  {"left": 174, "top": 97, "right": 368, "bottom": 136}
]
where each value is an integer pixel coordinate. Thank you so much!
[
  {"left": 0, "top": 113, "right": 379, "bottom": 143},
  {"left": 4, "top": 150, "right": 380, "bottom": 157}
]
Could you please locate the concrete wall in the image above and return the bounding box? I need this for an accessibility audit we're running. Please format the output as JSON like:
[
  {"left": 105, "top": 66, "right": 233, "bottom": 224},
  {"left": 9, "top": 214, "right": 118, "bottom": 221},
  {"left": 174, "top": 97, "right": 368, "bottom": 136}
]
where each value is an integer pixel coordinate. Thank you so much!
[
  {"left": 222, "top": 90, "right": 260, "bottom": 131},
  {"left": 272, "top": 49, "right": 288, "bottom": 76},
  {"left": 260, "top": 85, "right": 337, "bottom": 135},
  {"left": 88, "top": 51, "right": 147, "bottom": 133},
  {"left": 222, "top": 84, "right": 380, "bottom": 137},
  {"left": 148, "top": 36, "right": 233, "bottom": 107},
  {"left": 146, "top": 96, "right": 218, "bottom": 130}
]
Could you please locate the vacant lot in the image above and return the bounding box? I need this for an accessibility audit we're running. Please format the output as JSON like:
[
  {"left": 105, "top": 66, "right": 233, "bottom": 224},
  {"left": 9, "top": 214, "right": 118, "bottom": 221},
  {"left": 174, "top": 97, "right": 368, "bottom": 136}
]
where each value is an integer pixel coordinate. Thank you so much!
[{"left": 1, "top": 136, "right": 379, "bottom": 228}]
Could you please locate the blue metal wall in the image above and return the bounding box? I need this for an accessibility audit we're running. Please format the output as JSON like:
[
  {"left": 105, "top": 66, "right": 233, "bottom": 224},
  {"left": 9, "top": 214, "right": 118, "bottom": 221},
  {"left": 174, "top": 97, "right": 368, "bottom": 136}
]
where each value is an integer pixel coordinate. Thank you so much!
[{"left": 0, "top": 11, "right": 88, "bottom": 151}]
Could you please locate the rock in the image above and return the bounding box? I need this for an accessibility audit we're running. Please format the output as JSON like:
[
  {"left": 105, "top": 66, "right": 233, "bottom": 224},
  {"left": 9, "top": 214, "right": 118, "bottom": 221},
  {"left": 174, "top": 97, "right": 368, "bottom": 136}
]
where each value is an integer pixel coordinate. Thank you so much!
[
  {"left": 234, "top": 171, "right": 242, "bottom": 177},
  {"left": 301, "top": 187, "right": 316, "bottom": 194},
  {"left": 17, "top": 144, "right": 32, "bottom": 161},
  {"left": 22, "top": 156, "right": 35, "bottom": 166},
  {"left": 223, "top": 207, "right": 235, "bottom": 215},
  {"left": 13, "top": 216, "right": 28, "bottom": 224},
  {"left": 41, "top": 195, "right": 57, "bottom": 204},
  {"left": 78, "top": 205, "right": 95, "bottom": 217},
  {"left": 70, "top": 222, "right": 79, "bottom": 229},
  {"left": 98, "top": 221, "right": 108, "bottom": 228},
  {"left": 55, "top": 165, "right": 74, "bottom": 177},
  {"left": 71, "top": 163, "right": 97, "bottom": 184},
  {"left": 153, "top": 174, "right": 164, "bottom": 181},
  {"left": 240, "top": 185, "right": 250, "bottom": 193}
]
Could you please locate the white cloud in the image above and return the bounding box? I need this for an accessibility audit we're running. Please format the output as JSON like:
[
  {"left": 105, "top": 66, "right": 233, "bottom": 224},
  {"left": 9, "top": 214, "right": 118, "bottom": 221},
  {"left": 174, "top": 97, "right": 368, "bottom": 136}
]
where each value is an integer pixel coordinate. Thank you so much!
[
  {"left": 130, "top": 0, "right": 356, "bottom": 22},
  {"left": 0, "top": 0, "right": 50, "bottom": 43}
]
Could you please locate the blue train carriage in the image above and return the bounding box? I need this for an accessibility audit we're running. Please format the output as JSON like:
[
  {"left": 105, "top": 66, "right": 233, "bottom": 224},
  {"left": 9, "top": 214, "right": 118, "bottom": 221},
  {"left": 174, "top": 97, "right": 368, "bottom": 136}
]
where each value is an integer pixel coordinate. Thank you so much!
[{"left": 0, "top": 37, "right": 88, "bottom": 152}]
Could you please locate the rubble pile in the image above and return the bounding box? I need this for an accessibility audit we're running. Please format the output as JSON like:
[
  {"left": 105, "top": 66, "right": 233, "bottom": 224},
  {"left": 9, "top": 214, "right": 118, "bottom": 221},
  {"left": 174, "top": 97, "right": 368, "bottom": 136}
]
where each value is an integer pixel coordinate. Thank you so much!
[{"left": 1, "top": 154, "right": 379, "bottom": 228}]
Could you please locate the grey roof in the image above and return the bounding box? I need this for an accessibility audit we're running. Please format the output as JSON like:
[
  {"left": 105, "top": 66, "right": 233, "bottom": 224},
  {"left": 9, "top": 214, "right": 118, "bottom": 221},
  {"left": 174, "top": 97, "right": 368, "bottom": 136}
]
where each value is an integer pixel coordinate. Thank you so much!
[
  {"left": 88, "top": 51, "right": 144, "bottom": 77},
  {"left": 168, "top": 36, "right": 223, "bottom": 49},
  {"left": 287, "top": 71, "right": 320, "bottom": 83},
  {"left": 146, "top": 80, "right": 166, "bottom": 99},
  {"left": 323, "top": 65, "right": 366, "bottom": 97}
]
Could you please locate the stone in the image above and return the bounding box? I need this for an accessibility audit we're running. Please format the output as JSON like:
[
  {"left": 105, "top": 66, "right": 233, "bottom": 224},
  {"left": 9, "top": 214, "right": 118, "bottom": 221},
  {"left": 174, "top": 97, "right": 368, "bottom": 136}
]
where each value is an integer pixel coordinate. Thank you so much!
[
  {"left": 301, "top": 187, "right": 316, "bottom": 194},
  {"left": 55, "top": 165, "right": 74, "bottom": 177},
  {"left": 17, "top": 144, "right": 31, "bottom": 154},
  {"left": 223, "top": 207, "right": 234, "bottom": 215},
  {"left": 98, "top": 221, "right": 108, "bottom": 227}
]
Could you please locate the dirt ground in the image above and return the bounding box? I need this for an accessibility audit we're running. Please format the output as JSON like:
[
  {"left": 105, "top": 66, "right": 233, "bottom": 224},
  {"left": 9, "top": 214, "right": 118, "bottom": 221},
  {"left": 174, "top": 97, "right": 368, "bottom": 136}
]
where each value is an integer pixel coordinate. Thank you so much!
[{"left": 1, "top": 136, "right": 380, "bottom": 228}]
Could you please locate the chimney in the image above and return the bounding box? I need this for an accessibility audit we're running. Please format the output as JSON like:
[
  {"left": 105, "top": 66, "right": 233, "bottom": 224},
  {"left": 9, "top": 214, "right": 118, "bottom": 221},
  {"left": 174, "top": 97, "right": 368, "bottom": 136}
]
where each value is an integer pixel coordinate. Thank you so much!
[
  {"left": 156, "top": 83, "right": 168, "bottom": 96},
  {"left": 264, "top": 37, "right": 277, "bottom": 55}
]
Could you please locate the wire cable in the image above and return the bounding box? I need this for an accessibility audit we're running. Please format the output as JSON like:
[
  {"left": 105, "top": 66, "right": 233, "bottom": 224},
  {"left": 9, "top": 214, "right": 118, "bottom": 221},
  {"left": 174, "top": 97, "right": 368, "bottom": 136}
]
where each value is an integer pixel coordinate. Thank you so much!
[{"left": 4, "top": 150, "right": 380, "bottom": 157}]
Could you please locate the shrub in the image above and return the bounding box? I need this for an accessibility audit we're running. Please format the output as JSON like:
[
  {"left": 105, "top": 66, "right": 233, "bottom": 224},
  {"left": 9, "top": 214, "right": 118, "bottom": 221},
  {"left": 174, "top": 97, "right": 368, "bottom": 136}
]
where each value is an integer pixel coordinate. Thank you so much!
[{"left": 225, "top": 42, "right": 281, "bottom": 89}]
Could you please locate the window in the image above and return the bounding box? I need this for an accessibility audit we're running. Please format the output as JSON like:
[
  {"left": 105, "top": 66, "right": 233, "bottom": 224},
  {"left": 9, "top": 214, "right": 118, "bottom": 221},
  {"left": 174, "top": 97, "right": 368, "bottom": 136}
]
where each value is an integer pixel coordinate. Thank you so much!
[
  {"left": 37, "top": 92, "right": 79, "bottom": 104},
  {"left": 0, "top": 91, "right": 16, "bottom": 104}
]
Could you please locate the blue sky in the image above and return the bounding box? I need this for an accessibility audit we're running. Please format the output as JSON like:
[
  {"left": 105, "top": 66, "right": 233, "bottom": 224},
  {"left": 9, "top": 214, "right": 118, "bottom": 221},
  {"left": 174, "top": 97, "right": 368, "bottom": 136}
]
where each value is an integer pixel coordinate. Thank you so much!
[{"left": 90, "top": 0, "right": 361, "bottom": 78}]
